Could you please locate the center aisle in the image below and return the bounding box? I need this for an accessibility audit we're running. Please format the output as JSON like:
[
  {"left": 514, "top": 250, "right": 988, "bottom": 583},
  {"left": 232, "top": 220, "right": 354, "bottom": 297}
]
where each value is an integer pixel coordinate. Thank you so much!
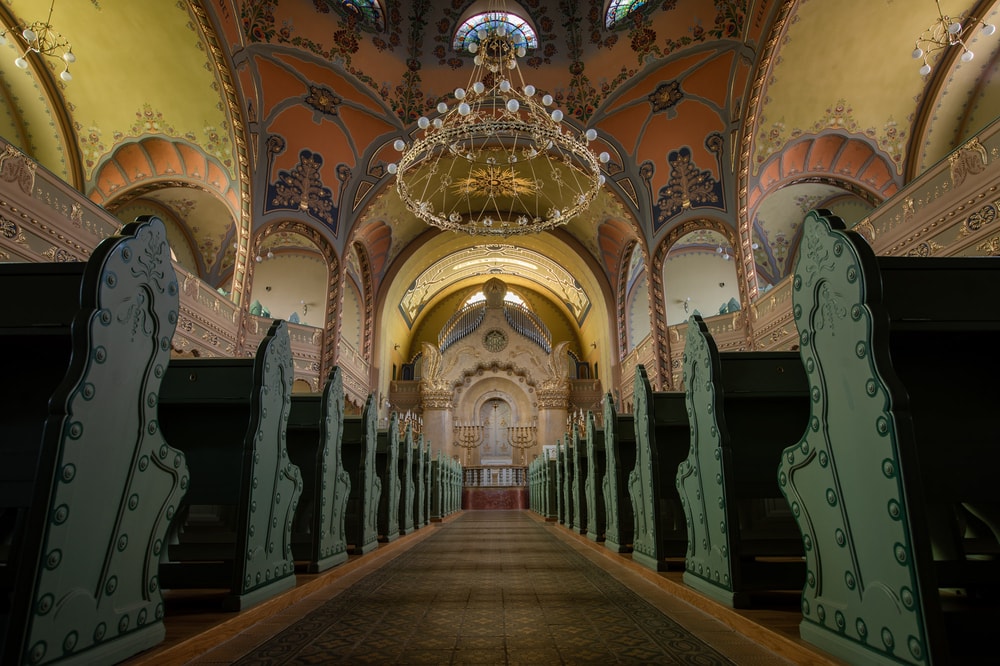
[{"left": 194, "top": 511, "right": 797, "bottom": 664}]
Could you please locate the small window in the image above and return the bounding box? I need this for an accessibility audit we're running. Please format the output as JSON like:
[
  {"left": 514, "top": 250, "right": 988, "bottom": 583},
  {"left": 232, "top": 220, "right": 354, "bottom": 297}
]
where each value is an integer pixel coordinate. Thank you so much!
[
  {"left": 338, "top": 0, "right": 385, "bottom": 31},
  {"left": 454, "top": 12, "right": 538, "bottom": 53},
  {"left": 464, "top": 290, "right": 527, "bottom": 308},
  {"left": 605, "top": 0, "right": 651, "bottom": 29}
]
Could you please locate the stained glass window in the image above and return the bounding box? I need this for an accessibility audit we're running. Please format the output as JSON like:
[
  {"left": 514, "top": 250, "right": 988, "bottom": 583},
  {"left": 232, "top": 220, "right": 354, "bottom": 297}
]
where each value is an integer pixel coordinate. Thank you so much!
[
  {"left": 464, "top": 290, "right": 527, "bottom": 307},
  {"left": 453, "top": 12, "right": 538, "bottom": 53},
  {"left": 605, "top": 0, "right": 650, "bottom": 28},
  {"left": 339, "top": 0, "right": 385, "bottom": 31}
]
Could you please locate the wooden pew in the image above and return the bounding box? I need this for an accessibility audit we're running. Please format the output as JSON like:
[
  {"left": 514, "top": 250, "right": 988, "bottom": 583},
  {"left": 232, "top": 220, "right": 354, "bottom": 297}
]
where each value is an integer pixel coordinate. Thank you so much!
[
  {"left": 677, "top": 315, "right": 809, "bottom": 608},
  {"left": 375, "top": 414, "right": 401, "bottom": 542},
  {"left": 0, "top": 216, "right": 187, "bottom": 665},
  {"left": 585, "top": 411, "right": 607, "bottom": 542},
  {"left": 412, "top": 434, "right": 425, "bottom": 529},
  {"left": 286, "top": 366, "right": 350, "bottom": 573},
  {"left": 602, "top": 392, "right": 636, "bottom": 554},
  {"left": 429, "top": 454, "right": 442, "bottom": 521},
  {"left": 545, "top": 455, "right": 559, "bottom": 521},
  {"left": 779, "top": 210, "right": 1000, "bottom": 665},
  {"left": 421, "top": 440, "right": 431, "bottom": 526},
  {"left": 157, "top": 319, "right": 303, "bottom": 611},
  {"left": 560, "top": 435, "right": 574, "bottom": 528},
  {"left": 397, "top": 423, "right": 415, "bottom": 536},
  {"left": 629, "top": 366, "right": 690, "bottom": 571},
  {"left": 554, "top": 444, "right": 566, "bottom": 525},
  {"left": 571, "top": 425, "right": 588, "bottom": 535},
  {"left": 341, "top": 395, "right": 380, "bottom": 554}
]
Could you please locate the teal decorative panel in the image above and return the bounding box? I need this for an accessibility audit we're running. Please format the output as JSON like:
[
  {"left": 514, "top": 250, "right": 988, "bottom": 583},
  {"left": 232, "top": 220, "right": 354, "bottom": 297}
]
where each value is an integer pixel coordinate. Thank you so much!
[
  {"left": 414, "top": 434, "right": 425, "bottom": 528},
  {"left": 555, "top": 444, "right": 565, "bottom": 524},
  {"left": 342, "top": 395, "right": 380, "bottom": 554},
  {"left": 628, "top": 366, "right": 688, "bottom": 572},
  {"left": 585, "top": 412, "right": 606, "bottom": 542},
  {"left": 287, "top": 366, "right": 351, "bottom": 573},
  {"left": 158, "top": 320, "right": 303, "bottom": 611},
  {"left": 376, "top": 414, "right": 401, "bottom": 542},
  {"left": 0, "top": 216, "right": 186, "bottom": 665},
  {"left": 571, "top": 425, "right": 587, "bottom": 535},
  {"left": 398, "top": 424, "right": 415, "bottom": 536},
  {"left": 561, "top": 435, "right": 574, "bottom": 529},
  {"left": 602, "top": 393, "right": 636, "bottom": 554},
  {"left": 679, "top": 315, "right": 807, "bottom": 608},
  {"left": 779, "top": 210, "right": 1000, "bottom": 664}
]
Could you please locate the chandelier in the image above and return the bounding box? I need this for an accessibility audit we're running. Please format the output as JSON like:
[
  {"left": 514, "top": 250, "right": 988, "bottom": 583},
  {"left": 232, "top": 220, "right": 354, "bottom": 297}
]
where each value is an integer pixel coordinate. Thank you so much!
[
  {"left": 388, "top": 8, "right": 609, "bottom": 236},
  {"left": 912, "top": 0, "right": 996, "bottom": 75},
  {"left": 0, "top": 0, "right": 76, "bottom": 81}
]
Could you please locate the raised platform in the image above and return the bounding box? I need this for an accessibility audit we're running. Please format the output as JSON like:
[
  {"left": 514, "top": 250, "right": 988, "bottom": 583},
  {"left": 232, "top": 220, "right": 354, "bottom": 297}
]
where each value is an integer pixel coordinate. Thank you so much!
[{"left": 461, "top": 486, "right": 528, "bottom": 510}]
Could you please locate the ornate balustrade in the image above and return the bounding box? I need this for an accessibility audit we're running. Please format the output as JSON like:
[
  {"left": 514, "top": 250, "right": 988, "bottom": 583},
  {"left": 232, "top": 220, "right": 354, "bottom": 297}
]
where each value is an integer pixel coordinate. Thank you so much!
[{"left": 462, "top": 466, "right": 527, "bottom": 487}]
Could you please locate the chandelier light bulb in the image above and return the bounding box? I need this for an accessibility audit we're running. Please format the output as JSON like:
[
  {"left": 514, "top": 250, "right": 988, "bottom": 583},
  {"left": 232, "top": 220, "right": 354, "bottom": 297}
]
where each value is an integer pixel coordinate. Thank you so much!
[
  {"left": 474, "top": 55, "right": 483, "bottom": 65},
  {"left": 550, "top": 109, "right": 563, "bottom": 122},
  {"left": 912, "top": 47, "right": 924, "bottom": 59},
  {"left": 499, "top": 80, "right": 511, "bottom": 92},
  {"left": 961, "top": 49, "right": 974, "bottom": 62},
  {"left": 506, "top": 99, "right": 519, "bottom": 113},
  {"left": 63, "top": 50, "right": 75, "bottom": 64},
  {"left": 473, "top": 81, "right": 485, "bottom": 94},
  {"left": 948, "top": 21, "right": 962, "bottom": 34},
  {"left": 418, "top": 116, "right": 430, "bottom": 129},
  {"left": 455, "top": 87, "right": 466, "bottom": 100},
  {"left": 22, "top": 28, "right": 36, "bottom": 42},
  {"left": 497, "top": 25, "right": 507, "bottom": 36},
  {"left": 516, "top": 46, "right": 526, "bottom": 58},
  {"left": 585, "top": 129, "right": 597, "bottom": 141},
  {"left": 59, "top": 70, "right": 71, "bottom": 81},
  {"left": 458, "top": 102, "right": 471, "bottom": 115},
  {"left": 919, "top": 63, "right": 932, "bottom": 75},
  {"left": 433, "top": 118, "right": 443, "bottom": 128},
  {"left": 542, "top": 94, "right": 553, "bottom": 106},
  {"left": 437, "top": 102, "right": 448, "bottom": 114},
  {"left": 387, "top": 163, "right": 398, "bottom": 174},
  {"left": 393, "top": 139, "right": 406, "bottom": 152},
  {"left": 477, "top": 28, "right": 488, "bottom": 40},
  {"left": 984, "top": 24, "right": 997, "bottom": 36},
  {"left": 468, "top": 42, "right": 479, "bottom": 54},
  {"left": 523, "top": 84, "right": 535, "bottom": 96},
  {"left": 599, "top": 151, "right": 610, "bottom": 163},
  {"left": 14, "top": 57, "right": 28, "bottom": 69}
]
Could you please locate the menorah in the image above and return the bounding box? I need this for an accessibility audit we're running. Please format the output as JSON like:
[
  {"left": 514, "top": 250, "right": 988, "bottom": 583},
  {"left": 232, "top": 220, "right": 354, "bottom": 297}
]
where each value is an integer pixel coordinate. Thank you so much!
[
  {"left": 507, "top": 424, "right": 537, "bottom": 464},
  {"left": 398, "top": 410, "right": 422, "bottom": 437},
  {"left": 453, "top": 420, "right": 484, "bottom": 465}
]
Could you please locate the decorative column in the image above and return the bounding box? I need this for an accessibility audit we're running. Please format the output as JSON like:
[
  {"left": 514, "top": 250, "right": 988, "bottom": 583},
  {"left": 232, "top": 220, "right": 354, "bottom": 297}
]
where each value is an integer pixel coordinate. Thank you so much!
[
  {"left": 536, "top": 386, "right": 569, "bottom": 455},
  {"left": 420, "top": 387, "right": 453, "bottom": 460}
]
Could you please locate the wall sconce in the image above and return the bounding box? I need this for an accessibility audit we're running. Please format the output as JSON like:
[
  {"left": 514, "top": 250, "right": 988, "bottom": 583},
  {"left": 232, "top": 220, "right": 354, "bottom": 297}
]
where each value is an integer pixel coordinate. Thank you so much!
[
  {"left": 299, "top": 299, "right": 309, "bottom": 315},
  {"left": 393, "top": 343, "right": 400, "bottom": 350},
  {"left": 590, "top": 341, "right": 597, "bottom": 349}
]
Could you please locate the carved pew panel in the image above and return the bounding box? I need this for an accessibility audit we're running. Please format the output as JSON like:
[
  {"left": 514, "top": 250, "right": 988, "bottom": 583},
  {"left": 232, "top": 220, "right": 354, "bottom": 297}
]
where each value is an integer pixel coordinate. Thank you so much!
[
  {"left": 342, "top": 396, "right": 380, "bottom": 554},
  {"left": 629, "top": 366, "right": 689, "bottom": 572},
  {"left": 570, "top": 427, "right": 587, "bottom": 535},
  {"left": 376, "top": 415, "right": 401, "bottom": 542},
  {"left": 398, "top": 424, "right": 415, "bottom": 536},
  {"left": 413, "top": 434, "right": 425, "bottom": 529},
  {"left": 585, "top": 412, "right": 607, "bottom": 542},
  {"left": 679, "top": 316, "right": 808, "bottom": 607},
  {"left": 602, "top": 393, "right": 636, "bottom": 554},
  {"left": 555, "top": 444, "right": 566, "bottom": 525},
  {"left": 287, "top": 366, "right": 350, "bottom": 573},
  {"left": 561, "top": 435, "right": 574, "bottom": 529},
  {"left": 157, "top": 320, "right": 303, "bottom": 611},
  {"left": 780, "top": 210, "right": 1000, "bottom": 665},
  {"left": 0, "top": 216, "right": 187, "bottom": 665}
]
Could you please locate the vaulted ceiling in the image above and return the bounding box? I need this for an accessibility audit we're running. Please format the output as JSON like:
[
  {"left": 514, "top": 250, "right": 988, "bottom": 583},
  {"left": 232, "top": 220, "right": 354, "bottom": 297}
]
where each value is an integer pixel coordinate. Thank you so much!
[{"left": 2, "top": 0, "right": 998, "bottom": 362}]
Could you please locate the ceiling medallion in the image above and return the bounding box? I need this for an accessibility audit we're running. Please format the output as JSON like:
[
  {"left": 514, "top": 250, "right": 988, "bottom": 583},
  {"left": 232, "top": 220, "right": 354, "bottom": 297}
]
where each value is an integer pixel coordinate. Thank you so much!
[{"left": 389, "top": 3, "right": 609, "bottom": 237}]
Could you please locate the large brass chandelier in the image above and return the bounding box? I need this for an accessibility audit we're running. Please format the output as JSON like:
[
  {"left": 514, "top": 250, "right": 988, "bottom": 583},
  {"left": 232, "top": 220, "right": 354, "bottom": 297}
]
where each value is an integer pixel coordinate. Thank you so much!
[{"left": 388, "top": 10, "right": 609, "bottom": 237}]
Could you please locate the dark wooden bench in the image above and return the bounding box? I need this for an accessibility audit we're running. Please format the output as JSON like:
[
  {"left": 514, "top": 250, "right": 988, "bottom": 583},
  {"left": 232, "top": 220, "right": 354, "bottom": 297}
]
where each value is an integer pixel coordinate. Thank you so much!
[
  {"left": 585, "top": 411, "right": 607, "bottom": 542},
  {"left": 678, "top": 315, "right": 809, "bottom": 607},
  {"left": 554, "top": 444, "right": 566, "bottom": 525},
  {"left": 446, "top": 455, "right": 461, "bottom": 515},
  {"left": 429, "top": 455, "right": 442, "bottom": 521},
  {"left": 287, "top": 366, "right": 350, "bottom": 573},
  {"left": 629, "top": 365, "right": 690, "bottom": 571},
  {"left": 341, "top": 395, "right": 380, "bottom": 554},
  {"left": 602, "top": 392, "right": 636, "bottom": 554},
  {"left": 376, "top": 414, "right": 401, "bottom": 542},
  {"left": 0, "top": 216, "right": 187, "bottom": 665},
  {"left": 413, "top": 434, "right": 426, "bottom": 529},
  {"left": 779, "top": 209, "right": 1000, "bottom": 664},
  {"left": 559, "top": 434, "right": 574, "bottom": 528},
  {"left": 157, "top": 319, "right": 303, "bottom": 611},
  {"left": 398, "top": 423, "right": 415, "bottom": 536},
  {"left": 571, "top": 425, "right": 588, "bottom": 535}
]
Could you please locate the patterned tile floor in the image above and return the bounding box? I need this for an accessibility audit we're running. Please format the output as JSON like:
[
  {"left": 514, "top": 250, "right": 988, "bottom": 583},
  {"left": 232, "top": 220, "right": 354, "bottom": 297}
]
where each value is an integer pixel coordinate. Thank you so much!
[{"left": 189, "top": 512, "right": 803, "bottom": 665}]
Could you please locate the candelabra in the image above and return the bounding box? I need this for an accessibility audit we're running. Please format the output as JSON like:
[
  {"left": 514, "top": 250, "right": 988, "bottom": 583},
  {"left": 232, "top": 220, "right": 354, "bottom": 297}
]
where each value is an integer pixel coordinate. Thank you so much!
[
  {"left": 566, "top": 408, "right": 585, "bottom": 434},
  {"left": 507, "top": 424, "right": 536, "bottom": 464},
  {"left": 454, "top": 420, "right": 484, "bottom": 465},
  {"left": 399, "top": 410, "right": 423, "bottom": 437}
]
